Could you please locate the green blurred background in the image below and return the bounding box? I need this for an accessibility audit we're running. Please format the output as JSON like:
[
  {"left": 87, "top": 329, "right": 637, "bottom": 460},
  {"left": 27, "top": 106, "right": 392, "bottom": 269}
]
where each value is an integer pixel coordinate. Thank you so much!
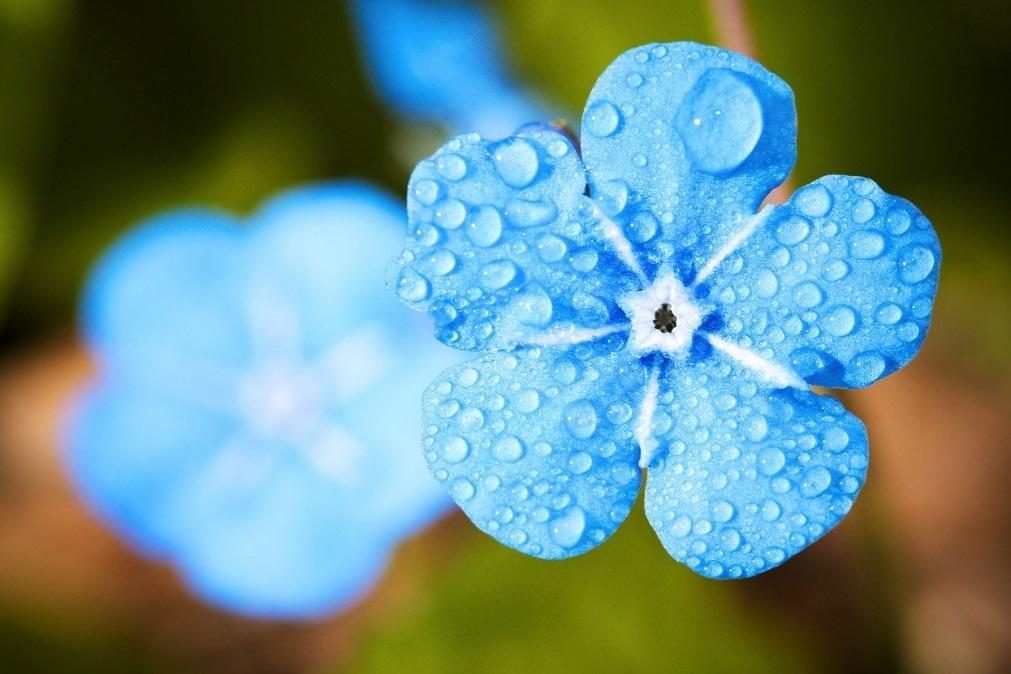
[{"left": 1, "top": 1, "right": 1009, "bottom": 673}]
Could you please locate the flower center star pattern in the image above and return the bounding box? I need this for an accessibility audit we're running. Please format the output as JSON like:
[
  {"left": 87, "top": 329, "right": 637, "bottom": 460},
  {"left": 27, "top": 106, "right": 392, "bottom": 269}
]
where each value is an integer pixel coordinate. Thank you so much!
[
  {"left": 69, "top": 184, "right": 460, "bottom": 617},
  {"left": 391, "top": 42, "right": 940, "bottom": 578}
]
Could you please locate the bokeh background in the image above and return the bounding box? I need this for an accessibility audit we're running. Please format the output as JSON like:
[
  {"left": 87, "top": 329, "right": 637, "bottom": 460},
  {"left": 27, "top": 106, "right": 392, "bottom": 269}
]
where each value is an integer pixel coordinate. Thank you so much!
[{"left": 1, "top": 0, "right": 1010, "bottom": 672}]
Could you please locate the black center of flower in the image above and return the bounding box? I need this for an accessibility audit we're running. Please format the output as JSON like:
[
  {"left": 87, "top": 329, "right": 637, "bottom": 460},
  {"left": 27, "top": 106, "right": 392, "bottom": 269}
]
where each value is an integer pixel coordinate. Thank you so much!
[{"left": 653, "top": 303, "right": 677, "bottom": 333}]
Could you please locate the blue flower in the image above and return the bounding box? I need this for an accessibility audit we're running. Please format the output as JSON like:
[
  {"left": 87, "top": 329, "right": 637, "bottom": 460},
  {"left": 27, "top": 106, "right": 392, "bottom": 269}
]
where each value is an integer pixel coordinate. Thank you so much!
[
  {"left": 349, "top": 0, "right": 546, "bottom": 138},
  {"left": 391, "top": 42, "right": 941, "bottom": 578},
  {"left": 66, "top": 183, "right": 461, "bottom": 617}
]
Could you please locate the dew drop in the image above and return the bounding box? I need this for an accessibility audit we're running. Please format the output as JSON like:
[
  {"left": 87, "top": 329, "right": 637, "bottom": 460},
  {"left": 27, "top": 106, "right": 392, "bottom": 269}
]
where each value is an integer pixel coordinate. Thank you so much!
[
  {"left": 793, "top": 281, "right": 825, "bottom": 308},
  {"left": 536, "top": 234, "right": 568, "bottom": 263},
  {"left": 427, "top": 249, "right": 457, "bottom": 276},
  {"left": 564, "top": 399, "right": 598, "bottom": 439},
  {"left": 449, "top": 477, "right": 475, "bottom": 501},
  {"left": 795, "top": 183, "right": 833, "bottom": 218},
  {"left": 898, "top": 245, "right": 936, "bottom": 284},
  {"left": 849, "top": 230, "right": 886, "bottom": 259},
  {"left": 504, "top": 197, "right": 557, "bottom": 228},
  {"left": 822, "top": 258, "right": 850, "bottom": 282},
  {"left": 875, "top": 302, "right": 902, "bottom": 325},
  {"left": 712, "top": 500, "right": 735, "bottom": 523},
  {"left": 436, "top": 153, "right": 468, "bottom": 181},
  {"left": 434, "top": 199, "right": 466, "bottom": 229},
  {"left": 492, "top": 435, "right": 525, "bottom": 462},
  {"left": 853, "top": 198, "right": 876, "bottom": 223},
  {"left": 412, "top": 178, "right": 441, "bottom": 205},
  {"left": 760, "top": 499, "right": 782, "bottom": 522},
  {"left": 442, "top": 436, "right": 470, "bottom": 463},
  {"left": 850, "top": 352, "right": 886, "bottom": 383},
  {"left": 396, "top": 268, "right": 431, "bottom": 302},
  {"left": 775, "top": 215, "right": 811, "bottom": 246},
  {"left": 493, "top": 137, "right": 540, "bottom": 188},
  {"left": 584, "top": 100, "right": 622, "bottom": 137},
  {"left": 823, "top": 427, "right": 850, "bottom": 452},
  {"left": 479, "top": 259, "right": 518, "bottom": 290},
  {"left": 824, "top": 305, "right": 857, "bottom": 336},
  {"left": 675, "top": 69, "right": 763, "bottom": 175},
  {"left": 514, "top": 389, "right": 541, "bottom": 413},
  {"left": 466, "top": 206, "right": 503, "bottom": 247},
  {"left": 513, "top": 286, "right": 553, "bottom": 326},
  {"left": 670, "top": 515, "right": 692, "bottom": 538},
  {"left": 800, "top": 467, "right": 832, "bottom": 497},
  {"left": 758, "top": 447, "right": 786, "bottom": 475},
  {"left": 550, "top": 506, "right": 587, "bottom": 548},
  {"left": 568, "top": 451, "right": 593, "bottom": 474},
  {"left": 754, "top": 269, "right": 779, "bottom": 298}
]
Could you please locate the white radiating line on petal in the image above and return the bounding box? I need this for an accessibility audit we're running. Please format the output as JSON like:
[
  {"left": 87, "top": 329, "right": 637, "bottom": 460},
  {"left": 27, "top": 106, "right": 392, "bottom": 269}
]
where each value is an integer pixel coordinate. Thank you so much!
[
  {"left": 693, "top": 205, "right": 775, "bottom": 286},
  {"left": 636, "top": 366, "right": 661, "bottom": 469},
  {"left": 522, "top": 323, "right": 629, "bottom": 347},
  {"left": 592, "top": 204, "right": 649, "bottom": 285},
  {"left": 706, "top": 334, "right": 809, "bottom": 391}
]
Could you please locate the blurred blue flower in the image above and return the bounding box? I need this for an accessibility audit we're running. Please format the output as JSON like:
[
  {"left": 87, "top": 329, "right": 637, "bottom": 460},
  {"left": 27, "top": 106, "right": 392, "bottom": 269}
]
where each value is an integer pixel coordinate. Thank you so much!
[
  {"left": 66, "top": 183, "right": 461, "bottom": 618},
  {"left": 349, "top": 0, "right": 546, "bottom": 138},
  {"left": 391, "top": 42, "right": 941, "bottom": 578}
]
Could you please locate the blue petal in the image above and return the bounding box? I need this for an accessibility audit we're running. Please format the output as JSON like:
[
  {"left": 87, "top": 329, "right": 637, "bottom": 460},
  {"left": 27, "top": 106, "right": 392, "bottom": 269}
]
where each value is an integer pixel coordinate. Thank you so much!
[
  {"left": 82, "top": 210, "right": 251, "bottom": 387},
  {"left": 699, "top": 175, "right": 941, "bottom": 388},
  {"left": 581, "top": 42, "right": 796, "bottom": 275},
  {"left": 349, "top": 0, "right": 544, "bottom": 138},
  {"left": 167, "top": 456, "right": 392, "bottom": 619},
  {"left": 422, "top": 334, "right": 646, "bottom": 559},
  {"left": 65, "top": 383, "right": 240, "bottom": 557},
  {"left": 644, "top": 352, "right": 868, "bottom": 578},
  {"left": 394, "top": 129, "right": 641, "bottom": 351}
]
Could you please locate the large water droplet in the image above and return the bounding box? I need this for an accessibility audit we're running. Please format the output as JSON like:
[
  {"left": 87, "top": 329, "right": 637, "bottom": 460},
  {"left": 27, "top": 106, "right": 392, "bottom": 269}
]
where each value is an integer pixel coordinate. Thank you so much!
[
  {"left": 442, "top": 436, "right": 470, "bottom": 463},
  {"left": 492, "top": 435, "right": 525, "bottom": 462},
  {"left": 760, "top": 499, "right": 782, "bottom": 522},
  {"left": 513, "top": 286, "right": 553, "bottom": 326},
  {"left": 758, "top": 447, "right": 786, "bottom": 475},
  {"left": 479, "top": 259, "right": 518, "bottom": 290},
  {"left": 755, "top": 269, "right": 779, "bottom": 298},
  {"left": 800, "top": 467, "right": 832, "bottom": 497},
  {"left": 824, "top": 305, "right": 857, "bottom": 336},
  {"left": 449, "top": 477, "right": 475, "bottom": 501},
  {"left": 466, "top": 206, "right": 503, "bottom": 247},
  {"left": 427, "top": 249, "right": 457, "bottom": 276},
  {"left": 584, "top": 100, "right": 622, "bottom": 137},
  {"left": 898, "top": 245, "right": 936, "bottom": 284},
  {"left": 675, "top": 68, "right": 763, "bottom": 175},
  {"left": 848, "top": 230, "right": 886, "bottom": 259},
  {"left": 492, "top": 137, "right": 540, "bottom": 188},
  {"left": 396, "top": 268, "right": 430, "bottom": 302},
  {"left": 412, "top": 178, "right": 441, "bottom": 205},
  {"left": 795, "top": 183, "right": 833, "bottom": 218},
  {"left": 712, "top": 500, "right": 735, "bottom": 523},
  {"left": 568, "top": 451, "right": 593, "bottom": 474},
  {"left": 514, "top": 389, "right": 541, "bottom": 413},
  {"left": 823, "top": 427, "right": 850, "bottom": 452},
  {"left": 536, "top": 234, "right": 568, "bottom": 263},
  {"left": 434, "top": 199, "right": 466, "bottom": 229},
  {"left": 775, "top": 215, "right": 811, "bottom": 246},
  {"left": 564, "top": 399, "right": 598, "bottom": 439},
  {"left": 852, "top": 198, "right": 876, "bottom": 223},
  {"left": 849, "top": 351, "right": 886, "bottom": 383},
  {"left": 504, "top": 197, "right": 557, "bottom": 228},
  {"left": 875, "top": 303, "right": 902, "bottom": 325},
  {"left": 436, "top": 153, "right": 468, "bottom": 181},
  {"left": 822, "top": 259, "right": 850, "bottom": 282},
  {"left": 549, "top": 506, "right": 587, "bottom": 548},
  {"left": 793, "top": 281, "right": 825, "bottom": 308}
]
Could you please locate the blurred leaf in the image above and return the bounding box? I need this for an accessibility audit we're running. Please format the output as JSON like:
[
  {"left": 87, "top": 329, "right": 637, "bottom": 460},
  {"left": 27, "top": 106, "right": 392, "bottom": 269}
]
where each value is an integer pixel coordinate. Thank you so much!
[
  {"left": 495, "top": 0, "right": 713, "bottom": 113},
  {"left": 346, "top": 510, "right": 816, "bottom": 674}
]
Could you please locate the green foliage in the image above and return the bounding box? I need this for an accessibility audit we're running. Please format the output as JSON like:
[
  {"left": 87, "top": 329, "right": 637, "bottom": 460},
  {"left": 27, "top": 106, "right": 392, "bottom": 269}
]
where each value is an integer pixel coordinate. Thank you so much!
[{"left": 346, "top": 510, "right": 814, "bottom": 674}]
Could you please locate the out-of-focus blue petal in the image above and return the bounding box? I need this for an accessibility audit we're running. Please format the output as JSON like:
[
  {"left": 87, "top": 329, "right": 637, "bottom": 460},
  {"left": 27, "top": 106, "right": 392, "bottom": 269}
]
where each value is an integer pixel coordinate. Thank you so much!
[
  {"left": 349, "top": 0, "right": 544, "bottom": 138},
  {"left": 394, "top": 129, "right": 640, "bottom": 351},
  {"left": 644, "top": 352, "right": 868, "bottom": 578},
  {"left": 421, "top": 334, "right": 645, "bottom": 559},
  {"left": 581, "top": 42, "right": 796, "bottom": 277},
  {"left": 65, "top": 384, "right": 239, "bottom": 557},
  {"left": 699, "top": 175, "right": 941, "bottom": 388},
  {"left": 83, "top": 211, "right": 251, "bottom": 388},
  {"left": 70, "top": 182, "right": 464, "bottom": 618}
]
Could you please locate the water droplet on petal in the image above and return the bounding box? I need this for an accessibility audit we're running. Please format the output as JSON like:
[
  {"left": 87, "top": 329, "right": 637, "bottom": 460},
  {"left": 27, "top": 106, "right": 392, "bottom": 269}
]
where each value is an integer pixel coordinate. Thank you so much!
[
  {"left": 436, "top": 153, "right": 468, "bottom": 181},
  {"left": 754, "top": 269, "right": 779, "bottom": 298},
  {"left": 434, "top": 199, "right": 466, "bottom": 229},
  {"left": 898, "top": 245, "right": 936, "bottom": 284},
  {"left": 795, "top": 183, "right": 833, "bottom": 217},
  {"left": 775, "top": 216, "right": 811, "bottom": 246},
  {"left": 493, "top": 137, "right": 540, "bottom": 188},
  {"left": 427, "top": 249, "right": 457, "bottom": 276},
  {"left": 492, "top": 435, "right": 525, "bottom": 462},
  {"left": 479, "top": 259, "right": 518, "bottom": 290},
  {"left": 466, "top": 206, "right": 503, "bottom": 247},
  {"left": 793, "top": 281, "right": 825, "bottom": 308},
  {"left": 450, "top": 477, "right": 475, "bottom": 501},
  {"left": 442, "top": 436, "right": 470, "bottom": 463},
  {"left": 564, "top": 399, "right": 598, "bottom": 439},
  {"left": 849, "top": 230, "right": 886, "bottom": 259},
  {"left": 824, "top": 305, "right": 857, "bottom": 336},
  {"left": 504, "top": 197, "right": 557, "bottom": 228},
  {"left": 758, "top": 447, "right": 786, "bottom": 475},
  {"left": 536, "top": 234, "right": 568, "bottom": 262},
  {"left": 549, "top": 506, "right": 587, "bottom": 548},
  {"left": 585, "top": 100, "right": 622, "bottom": 137},
  {"left": 396, "top": 268, "right": 430, "bottom": 302},
  {"left": 513, "top": 286, "right": 553, "bottom": 326},
  {"left": 568, "top": 451, "right": 593, "bottom": 474},
  {"left": 412, "top": 178, "right": 441, "bottom": 205},
  {"left": 712, "top": 500, "right": 735, "bottom": 523},
  {"left": 675, "top": 68, "right": 763, "bottom": 175},
  {"left": 800, "top": 467, "right": 832, "bottom": 497}
]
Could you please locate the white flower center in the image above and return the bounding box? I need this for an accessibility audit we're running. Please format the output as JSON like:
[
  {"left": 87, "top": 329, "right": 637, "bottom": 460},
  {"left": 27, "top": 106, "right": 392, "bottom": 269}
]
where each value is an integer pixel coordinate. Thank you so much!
[{"left": 617, "top": 268, "right": 704, "bottom": 357}]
